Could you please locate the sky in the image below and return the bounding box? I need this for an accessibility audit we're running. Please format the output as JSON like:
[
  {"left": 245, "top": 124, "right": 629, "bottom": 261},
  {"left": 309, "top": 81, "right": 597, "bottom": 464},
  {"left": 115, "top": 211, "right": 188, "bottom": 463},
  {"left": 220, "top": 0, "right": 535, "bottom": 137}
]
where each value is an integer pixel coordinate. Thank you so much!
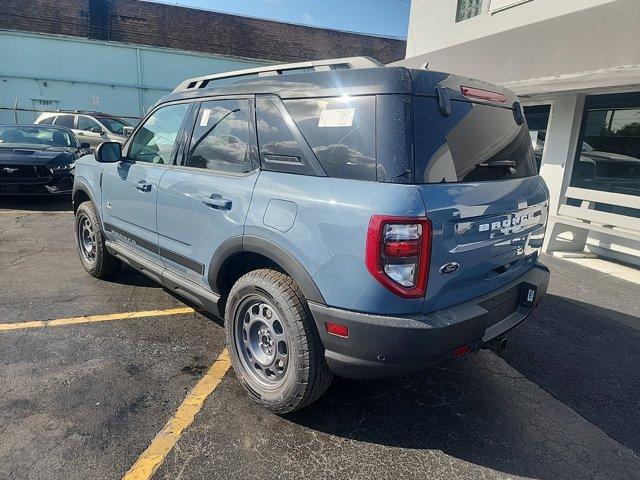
[{"left": 145, "top": 0, "right": 411, "bottom": 38}]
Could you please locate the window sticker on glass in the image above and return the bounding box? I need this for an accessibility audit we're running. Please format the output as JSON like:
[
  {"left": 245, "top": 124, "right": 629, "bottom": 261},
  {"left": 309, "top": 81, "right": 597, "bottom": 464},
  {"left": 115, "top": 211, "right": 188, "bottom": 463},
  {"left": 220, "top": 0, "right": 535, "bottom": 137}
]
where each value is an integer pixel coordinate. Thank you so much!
[
  {"left": 318, "top": 108, "right": 355, "bottom": 128},
  {"left": 200, "top": 108, "right": 212, "bottom": 127}
]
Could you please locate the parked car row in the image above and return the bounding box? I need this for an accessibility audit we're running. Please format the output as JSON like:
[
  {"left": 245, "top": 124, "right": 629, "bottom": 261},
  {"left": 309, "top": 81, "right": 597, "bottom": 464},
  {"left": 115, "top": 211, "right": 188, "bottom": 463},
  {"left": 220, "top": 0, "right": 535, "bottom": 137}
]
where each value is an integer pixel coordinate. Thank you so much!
[
  {"left": 0, "top": 110, "right": 133, "bottom": 195},
  {"left": 34, "top": 111, "right": 134, "bottom": 149}
]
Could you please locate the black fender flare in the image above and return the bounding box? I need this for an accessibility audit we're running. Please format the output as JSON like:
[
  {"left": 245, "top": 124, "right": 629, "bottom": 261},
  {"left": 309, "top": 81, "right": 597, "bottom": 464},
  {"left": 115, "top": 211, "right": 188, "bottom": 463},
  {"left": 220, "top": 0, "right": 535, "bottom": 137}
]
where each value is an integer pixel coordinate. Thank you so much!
[
  {"left": 208, "top": 235, "right": 325, "bottom": 304},
  {"left": 72, "top": 180, "right": 97, "bottom": 211},
  {"left": 72, "top": 181, "right": 105, "bottom": 232}
]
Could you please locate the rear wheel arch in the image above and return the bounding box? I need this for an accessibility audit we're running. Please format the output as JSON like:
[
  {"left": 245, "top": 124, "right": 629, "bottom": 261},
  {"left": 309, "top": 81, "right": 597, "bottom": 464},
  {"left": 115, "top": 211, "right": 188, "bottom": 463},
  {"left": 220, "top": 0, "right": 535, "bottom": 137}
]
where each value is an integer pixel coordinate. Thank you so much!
[{"left": 209, "top": 235, "right": 325, "bottom": 306}]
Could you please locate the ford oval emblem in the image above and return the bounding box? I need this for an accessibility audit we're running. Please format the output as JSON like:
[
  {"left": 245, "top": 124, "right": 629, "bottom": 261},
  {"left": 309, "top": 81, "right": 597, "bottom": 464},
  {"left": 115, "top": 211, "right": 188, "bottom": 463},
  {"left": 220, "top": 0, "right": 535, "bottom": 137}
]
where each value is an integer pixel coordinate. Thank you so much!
[{"left": 439, "top": 262, "right": 460, "bottom": 275}]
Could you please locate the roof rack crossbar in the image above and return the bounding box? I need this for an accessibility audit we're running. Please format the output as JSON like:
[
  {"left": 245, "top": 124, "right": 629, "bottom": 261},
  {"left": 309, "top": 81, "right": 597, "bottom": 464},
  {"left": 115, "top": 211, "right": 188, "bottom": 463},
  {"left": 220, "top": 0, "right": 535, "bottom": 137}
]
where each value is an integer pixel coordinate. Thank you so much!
[{"left": 172, "top": 56, "right": 382, "bottom": 93}]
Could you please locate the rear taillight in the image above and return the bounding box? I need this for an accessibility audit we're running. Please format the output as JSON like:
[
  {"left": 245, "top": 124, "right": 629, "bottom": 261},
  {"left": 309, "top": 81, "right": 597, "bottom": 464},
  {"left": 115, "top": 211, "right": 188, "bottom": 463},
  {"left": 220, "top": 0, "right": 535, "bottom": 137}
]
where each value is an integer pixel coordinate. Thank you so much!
[
  {"left": 365, "top": 215, "right": 432, "bottom": 299},
  {"left": 460, "top": 86, "right": 507, "bottom": 104}
]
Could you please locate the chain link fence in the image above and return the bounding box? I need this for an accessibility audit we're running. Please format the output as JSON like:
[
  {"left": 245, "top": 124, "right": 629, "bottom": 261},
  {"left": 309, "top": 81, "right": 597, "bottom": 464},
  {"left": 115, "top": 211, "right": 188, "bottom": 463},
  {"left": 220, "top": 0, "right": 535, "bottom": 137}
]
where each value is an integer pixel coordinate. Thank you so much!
[{"left": 0, "top": 106, "right": 141, "bottom": 126}]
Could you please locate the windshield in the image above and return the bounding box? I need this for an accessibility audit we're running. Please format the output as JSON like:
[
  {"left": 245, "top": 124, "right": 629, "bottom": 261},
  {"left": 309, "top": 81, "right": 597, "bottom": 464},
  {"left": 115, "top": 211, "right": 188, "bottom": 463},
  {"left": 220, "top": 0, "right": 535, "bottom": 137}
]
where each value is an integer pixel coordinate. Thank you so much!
[
  {"left": 96, "top": 116, "right": 131, "bottom": 134},
  {"left": 0, "top": 126, "right": 74, "bottom": 147}
]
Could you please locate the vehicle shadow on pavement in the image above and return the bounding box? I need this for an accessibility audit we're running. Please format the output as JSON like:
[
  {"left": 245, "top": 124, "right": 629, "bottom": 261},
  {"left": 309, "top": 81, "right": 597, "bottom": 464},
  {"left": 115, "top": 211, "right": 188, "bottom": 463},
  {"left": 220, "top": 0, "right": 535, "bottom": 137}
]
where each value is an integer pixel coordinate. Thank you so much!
[
  {"left": 103, "top": 265, "right": 164, "bottom": 289},
  {"left": 282, "top": 295, "right": 640, "bottom": 479},
  {"left": 503, "top": 293, "right": 640, "bottom": 456},
  {"left": 0, "top": 196, "right": 72, "bottom": 211}
]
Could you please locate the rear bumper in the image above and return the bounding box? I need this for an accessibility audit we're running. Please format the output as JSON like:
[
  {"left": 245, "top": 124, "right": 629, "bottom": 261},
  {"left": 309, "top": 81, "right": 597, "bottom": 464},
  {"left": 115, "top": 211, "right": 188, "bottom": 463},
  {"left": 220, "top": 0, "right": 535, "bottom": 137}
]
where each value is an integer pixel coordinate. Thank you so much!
[{"left": 309, "top": 263, "right": 549, "bottom": 379}]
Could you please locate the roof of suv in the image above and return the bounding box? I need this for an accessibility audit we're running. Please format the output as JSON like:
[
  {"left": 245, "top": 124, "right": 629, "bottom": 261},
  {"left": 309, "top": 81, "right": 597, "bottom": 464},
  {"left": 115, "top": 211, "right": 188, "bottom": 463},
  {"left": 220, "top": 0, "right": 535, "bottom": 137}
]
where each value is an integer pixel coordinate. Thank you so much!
[
  {"left": 163, "top": 66, "right": 416, "bottom": 104},
  {"left": 159, "top": 58, "right": 517, "bottom": 108}
]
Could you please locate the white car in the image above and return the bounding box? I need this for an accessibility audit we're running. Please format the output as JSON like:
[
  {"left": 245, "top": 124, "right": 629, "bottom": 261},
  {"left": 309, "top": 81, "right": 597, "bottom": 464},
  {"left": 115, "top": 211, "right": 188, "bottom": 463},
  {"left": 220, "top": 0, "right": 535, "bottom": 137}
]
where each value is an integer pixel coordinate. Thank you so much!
[{"left": 35, "top": 111, "right": 134, "bottom": 150}]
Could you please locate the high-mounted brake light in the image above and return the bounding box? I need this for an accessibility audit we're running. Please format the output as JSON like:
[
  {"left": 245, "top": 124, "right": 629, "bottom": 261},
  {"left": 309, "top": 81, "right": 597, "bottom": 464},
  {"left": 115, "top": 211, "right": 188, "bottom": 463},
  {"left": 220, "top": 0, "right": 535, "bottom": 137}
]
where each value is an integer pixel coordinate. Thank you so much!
[
  {"left": 461, "top": 86, "right": 507, "bottom": 104},
  {"left": 365, "top": 215, "right": 432, "bottom": 299}
]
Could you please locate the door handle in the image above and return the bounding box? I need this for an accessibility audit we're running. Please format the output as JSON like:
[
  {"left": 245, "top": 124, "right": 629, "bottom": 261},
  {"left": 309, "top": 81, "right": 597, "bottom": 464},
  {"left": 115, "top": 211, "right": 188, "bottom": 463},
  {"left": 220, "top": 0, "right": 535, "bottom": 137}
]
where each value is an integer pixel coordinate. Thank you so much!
[
  {"left": 202, "top": 194, "right": 232, "bottom": 210},
  {"left": 135, "top": 180, "right": 152, "bottom": 192}
]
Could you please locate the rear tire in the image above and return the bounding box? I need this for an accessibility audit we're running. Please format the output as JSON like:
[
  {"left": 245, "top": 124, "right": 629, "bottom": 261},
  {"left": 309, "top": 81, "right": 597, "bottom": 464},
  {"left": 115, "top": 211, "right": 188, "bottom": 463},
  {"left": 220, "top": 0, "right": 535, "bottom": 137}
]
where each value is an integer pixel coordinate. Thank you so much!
[
  {"left": 75, "top": 200, "right": 121, "bottom": 278},
  {"left": 225, "top": 269, "right": 333, "bottom": 413}
]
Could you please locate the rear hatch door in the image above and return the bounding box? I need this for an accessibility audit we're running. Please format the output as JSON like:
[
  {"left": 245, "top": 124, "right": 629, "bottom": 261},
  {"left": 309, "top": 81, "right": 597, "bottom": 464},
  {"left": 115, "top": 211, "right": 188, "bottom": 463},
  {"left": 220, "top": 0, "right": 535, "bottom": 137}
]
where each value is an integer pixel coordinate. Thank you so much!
[{"left": 410, "top": 70, "right": 549, "bottom": 314}]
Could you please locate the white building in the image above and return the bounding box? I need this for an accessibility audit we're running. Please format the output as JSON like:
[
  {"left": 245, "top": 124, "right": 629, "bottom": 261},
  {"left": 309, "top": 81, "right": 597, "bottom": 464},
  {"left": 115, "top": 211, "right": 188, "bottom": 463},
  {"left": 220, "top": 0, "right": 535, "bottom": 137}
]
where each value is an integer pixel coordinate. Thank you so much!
[{"left": 400, "top": 0, "right": 640, "bottom": 266}]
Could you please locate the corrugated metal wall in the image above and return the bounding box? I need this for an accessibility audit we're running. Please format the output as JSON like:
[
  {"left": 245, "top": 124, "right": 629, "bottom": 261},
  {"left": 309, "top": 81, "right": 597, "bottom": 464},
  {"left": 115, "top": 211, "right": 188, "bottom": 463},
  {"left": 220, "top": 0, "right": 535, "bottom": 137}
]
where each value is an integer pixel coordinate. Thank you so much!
[{"left": 0, "top": 30, "right": 268, "bottom": 117}]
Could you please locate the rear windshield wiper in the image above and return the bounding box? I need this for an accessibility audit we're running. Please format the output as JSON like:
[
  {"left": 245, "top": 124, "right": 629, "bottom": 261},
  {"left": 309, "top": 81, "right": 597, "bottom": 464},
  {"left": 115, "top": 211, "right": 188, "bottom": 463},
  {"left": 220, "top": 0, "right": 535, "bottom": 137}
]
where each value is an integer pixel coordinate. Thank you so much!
[{"left": 477, "top": 160, "right": 517, "bottom": 168}]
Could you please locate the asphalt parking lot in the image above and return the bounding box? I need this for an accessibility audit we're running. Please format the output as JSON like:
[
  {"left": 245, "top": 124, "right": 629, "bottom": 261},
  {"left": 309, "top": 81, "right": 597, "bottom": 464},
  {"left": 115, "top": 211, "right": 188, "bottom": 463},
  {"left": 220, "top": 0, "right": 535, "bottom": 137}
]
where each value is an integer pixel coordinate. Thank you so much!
[{"left": 1, "top": 197, "right": 639, "bottom": 480}]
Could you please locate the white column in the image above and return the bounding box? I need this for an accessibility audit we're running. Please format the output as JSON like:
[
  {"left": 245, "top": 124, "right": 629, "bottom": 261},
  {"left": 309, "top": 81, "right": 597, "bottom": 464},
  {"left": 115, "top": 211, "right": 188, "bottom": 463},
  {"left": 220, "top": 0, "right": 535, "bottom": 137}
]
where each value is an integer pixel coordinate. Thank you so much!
[
  {"left": 538, "top": 93, "right": 585, "bottom": 213},
  {"left": 539, "top": 93, "right": 588, "bottom": 252}
]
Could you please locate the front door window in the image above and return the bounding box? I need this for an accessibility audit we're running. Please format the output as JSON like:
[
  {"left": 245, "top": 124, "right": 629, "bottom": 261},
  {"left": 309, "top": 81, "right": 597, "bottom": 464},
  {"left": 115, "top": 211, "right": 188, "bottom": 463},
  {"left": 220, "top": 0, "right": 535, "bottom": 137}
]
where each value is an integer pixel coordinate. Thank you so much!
[{"left": 129, "top": 103, "right": 189, "bottom": 164}]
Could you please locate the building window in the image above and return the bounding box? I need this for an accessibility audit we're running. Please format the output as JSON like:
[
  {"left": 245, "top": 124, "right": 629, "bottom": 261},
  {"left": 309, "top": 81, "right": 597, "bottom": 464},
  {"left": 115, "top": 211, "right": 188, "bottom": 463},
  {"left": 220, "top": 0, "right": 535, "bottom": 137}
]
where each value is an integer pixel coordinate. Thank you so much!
[
  {"left": 456, "top": 0, "right": 483, "bottom": 22},
  {"left": 524, "top": 104, "right": 551, "bottom": 173},
  {"left": 571, "top": 92, "right": 640, "bottom": 203}
]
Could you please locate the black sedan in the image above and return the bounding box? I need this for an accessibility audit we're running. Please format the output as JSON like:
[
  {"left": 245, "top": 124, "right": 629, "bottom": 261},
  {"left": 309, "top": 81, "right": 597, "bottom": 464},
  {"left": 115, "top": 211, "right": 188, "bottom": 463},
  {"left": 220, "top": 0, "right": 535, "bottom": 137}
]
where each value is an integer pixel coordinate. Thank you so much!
[{"left": 0, "top": 125, "right": 91, "bottom": 195}]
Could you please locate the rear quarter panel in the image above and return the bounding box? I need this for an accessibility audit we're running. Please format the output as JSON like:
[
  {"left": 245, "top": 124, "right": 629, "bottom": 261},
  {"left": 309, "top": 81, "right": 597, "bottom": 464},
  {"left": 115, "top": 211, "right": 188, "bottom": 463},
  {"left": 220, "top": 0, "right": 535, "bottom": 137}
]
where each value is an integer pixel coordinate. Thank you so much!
[{"left": 245, "top": 171, "right": 427, "bottom": 315}]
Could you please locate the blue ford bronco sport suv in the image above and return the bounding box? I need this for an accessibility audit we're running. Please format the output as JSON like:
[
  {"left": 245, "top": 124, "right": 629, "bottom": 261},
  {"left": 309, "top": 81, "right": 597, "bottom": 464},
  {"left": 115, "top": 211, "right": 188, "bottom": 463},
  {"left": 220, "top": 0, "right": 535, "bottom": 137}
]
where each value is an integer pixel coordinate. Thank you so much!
[{"left": 73, "top": 57, "right": 550, "bottom": 413}]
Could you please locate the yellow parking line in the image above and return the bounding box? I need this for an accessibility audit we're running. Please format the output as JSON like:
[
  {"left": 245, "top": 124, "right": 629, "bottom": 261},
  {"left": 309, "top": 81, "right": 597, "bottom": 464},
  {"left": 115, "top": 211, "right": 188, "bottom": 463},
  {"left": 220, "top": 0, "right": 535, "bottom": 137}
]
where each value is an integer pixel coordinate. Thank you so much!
[
  {"left": 122, "top": 348, "right": 231, "bottom": 480},
  {"left": 0, "top": 307, "right": 195, "bottom": 332},
  {"left": 0, "top": 210, "right": 70, "bottom": 214}
]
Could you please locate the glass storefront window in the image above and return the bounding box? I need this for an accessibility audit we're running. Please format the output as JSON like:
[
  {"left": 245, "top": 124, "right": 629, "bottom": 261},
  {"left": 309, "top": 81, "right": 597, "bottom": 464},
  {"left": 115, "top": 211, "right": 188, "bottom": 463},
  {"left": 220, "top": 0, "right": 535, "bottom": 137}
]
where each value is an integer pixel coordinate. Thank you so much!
[
  {"left": 524, "top": 104, "right": 551, "bottom": 173},
  {"left": 571, "top": 93, "right": 640, "bottom": 199}
]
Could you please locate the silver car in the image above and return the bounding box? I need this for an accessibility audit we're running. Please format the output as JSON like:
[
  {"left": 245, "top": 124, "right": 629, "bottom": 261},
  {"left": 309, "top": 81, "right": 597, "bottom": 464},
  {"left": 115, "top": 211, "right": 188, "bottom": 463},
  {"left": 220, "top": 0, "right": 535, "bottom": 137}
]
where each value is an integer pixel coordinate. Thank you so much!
[{"left": 34, "top": 111, "right": 134, "bottom": 149}]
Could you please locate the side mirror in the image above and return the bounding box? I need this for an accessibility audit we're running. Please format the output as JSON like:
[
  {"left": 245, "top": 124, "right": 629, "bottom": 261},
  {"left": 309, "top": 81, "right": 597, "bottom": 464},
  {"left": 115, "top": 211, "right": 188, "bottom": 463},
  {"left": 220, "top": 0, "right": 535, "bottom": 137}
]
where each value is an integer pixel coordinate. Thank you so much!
[
  {"left": 90, "top": 126, "right": 104, "bottom": 134},
  {"left": 95, "top": 141, "right": 122, "bottom": 163},
  {"left": 80, "top": 142, "right": 91, "bottom": 149},
  {"left": 122, "top": 126, "right": 134, "bottom": 137}
]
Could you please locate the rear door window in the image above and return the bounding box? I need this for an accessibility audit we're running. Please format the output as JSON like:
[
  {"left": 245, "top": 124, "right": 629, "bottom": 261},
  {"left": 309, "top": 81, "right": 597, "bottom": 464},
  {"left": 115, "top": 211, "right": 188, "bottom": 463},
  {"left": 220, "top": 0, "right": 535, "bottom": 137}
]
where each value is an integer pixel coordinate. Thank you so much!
[
  {"left": 285, "top": 96, "right": 376, "bottom": 181},
  {"left": 256, "top": 97, "right": 317, "bottom": 176},
  {"left": 414, "top": 97, "right": 536, "bottom": 183},
  {"left": 185, "top": 99, "right": 252, "bottom": 174},
  {"left": 38, "top": 116, "right": 55, "bottom": 125},
  {"left": 54, "top": 114, "right": 75, "bottom": 129},
  {"left": 77, "top": 116, "right": 102, "bottom": 133}
]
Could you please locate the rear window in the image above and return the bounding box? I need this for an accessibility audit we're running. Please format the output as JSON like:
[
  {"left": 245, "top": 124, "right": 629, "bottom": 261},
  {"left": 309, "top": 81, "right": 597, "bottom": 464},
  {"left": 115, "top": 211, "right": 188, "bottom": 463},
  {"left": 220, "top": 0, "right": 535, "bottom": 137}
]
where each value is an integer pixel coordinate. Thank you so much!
[
  {"left": 414, "top": 97, "right": 537, "bottom": 183},
  {"left": 285, "top": 96, "right": 376, "bottom": 181}
]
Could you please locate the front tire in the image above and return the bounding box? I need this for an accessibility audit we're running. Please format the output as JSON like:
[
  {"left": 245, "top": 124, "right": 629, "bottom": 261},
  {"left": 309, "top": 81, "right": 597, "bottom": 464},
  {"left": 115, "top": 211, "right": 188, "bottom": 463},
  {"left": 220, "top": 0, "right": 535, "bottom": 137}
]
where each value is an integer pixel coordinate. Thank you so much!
[
  {"left": 75, "top": 201, "right": 121, "bottom": 278},
  {"left": 225, "top": 269, "right": 333, "bottom": 413}
]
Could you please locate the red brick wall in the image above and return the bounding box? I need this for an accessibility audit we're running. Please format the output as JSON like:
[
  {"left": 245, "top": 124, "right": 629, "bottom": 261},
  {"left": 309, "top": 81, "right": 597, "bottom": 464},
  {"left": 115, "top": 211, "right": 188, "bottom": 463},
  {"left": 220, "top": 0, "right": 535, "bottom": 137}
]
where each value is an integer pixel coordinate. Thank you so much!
[
  {"left": 0, "top": 0, "right": 406, "bottom": 64},
  {"left": 0, "top": 0, "right": 89, "bottom": 38}
]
